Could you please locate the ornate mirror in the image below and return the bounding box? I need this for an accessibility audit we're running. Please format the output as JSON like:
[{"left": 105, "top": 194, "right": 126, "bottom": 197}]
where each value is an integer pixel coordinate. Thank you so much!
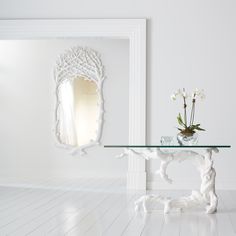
[{"left": 54, "top": 47, "right": 105, "bottom": 154}]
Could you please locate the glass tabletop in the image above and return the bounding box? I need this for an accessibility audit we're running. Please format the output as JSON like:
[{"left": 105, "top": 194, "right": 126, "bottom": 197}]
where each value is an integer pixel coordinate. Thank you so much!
[{"left": 104, "top": 145, "right": 231, "bottom": 148}]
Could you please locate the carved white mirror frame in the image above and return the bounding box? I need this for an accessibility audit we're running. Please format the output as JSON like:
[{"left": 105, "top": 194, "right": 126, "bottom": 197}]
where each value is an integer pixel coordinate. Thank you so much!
[
  {"left": 54, "top": 46, "right": 105, "bottom": 154},
  {"left": 0, "top": 19, "right": 146, "bottom": 190}
]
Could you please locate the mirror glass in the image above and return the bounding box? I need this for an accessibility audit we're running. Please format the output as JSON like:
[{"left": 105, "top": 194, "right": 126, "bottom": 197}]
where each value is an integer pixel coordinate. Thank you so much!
[
  {"left": 74, "top": 77, "right": 99, "bottom": 146},
  {"left": 58, "top": 76, "right": 99, "bottom": 147}
]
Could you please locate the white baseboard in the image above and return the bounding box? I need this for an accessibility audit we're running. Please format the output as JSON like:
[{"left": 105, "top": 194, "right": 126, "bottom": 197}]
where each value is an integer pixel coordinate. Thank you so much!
[
  {"left": 1, "top": 175, "right": 235, "bottom": 190},
  {"left": 147, "top": 180, "right": 236, "bottom": 190},
  {"left": 0, "top": 174, "right": 125, "bottom": 187},
  {"left": 0, "top": 175, "right": 126, "bottom": 192}
]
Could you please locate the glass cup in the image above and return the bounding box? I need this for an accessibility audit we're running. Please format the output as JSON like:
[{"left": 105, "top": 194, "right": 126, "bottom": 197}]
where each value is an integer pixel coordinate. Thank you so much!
[{"left": 160, "top": 136, "right": 174, "bottom": 146}]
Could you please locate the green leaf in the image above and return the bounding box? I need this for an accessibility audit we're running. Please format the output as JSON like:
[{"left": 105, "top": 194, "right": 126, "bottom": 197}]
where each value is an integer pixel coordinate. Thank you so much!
[
  {"left": 189, "top": 124, "right": 206, "bottom": 132},
  {"left": 177, "top": 113, "right": 186, "bottom": 127},
  {"left": 190, "top": 124, "right": 201, "bottom": 129},
  {"left": 195, "top": 127, "right": 205, "bottom": 131}
]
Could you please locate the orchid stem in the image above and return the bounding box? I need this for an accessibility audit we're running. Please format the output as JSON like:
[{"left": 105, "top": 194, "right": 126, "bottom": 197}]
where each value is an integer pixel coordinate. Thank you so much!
[
  {"left": 190, "top": 96, "right": 195, "bottom": 126},
  {"left": 183, "top": 98, "right": 187, "bottom": 127},
  {"left": 191, "top": 102, "right": 195, "bottom": 126},
  {"left": 183, "top": 88, "right": 187, "bottom": 127}
]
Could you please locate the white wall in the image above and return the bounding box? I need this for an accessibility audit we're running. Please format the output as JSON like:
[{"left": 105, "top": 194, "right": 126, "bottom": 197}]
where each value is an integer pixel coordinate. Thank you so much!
[
  {"left": 0, "top": 0, "right": 235, "bottom": 189},
  {"left": 0, "top": 39, "right": 129, "bottom": 182}
]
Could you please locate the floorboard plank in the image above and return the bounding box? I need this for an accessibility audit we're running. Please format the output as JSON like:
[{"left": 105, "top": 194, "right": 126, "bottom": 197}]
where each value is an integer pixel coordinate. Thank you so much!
[{"left": 82, "top": 192, "right": 139, "bottom": 236}]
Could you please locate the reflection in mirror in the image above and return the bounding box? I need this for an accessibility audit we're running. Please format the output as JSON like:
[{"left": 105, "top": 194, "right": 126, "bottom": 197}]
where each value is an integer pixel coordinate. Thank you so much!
[
  {"left": 74, "top": 77, "right": 99, "bottom": 146},
  {"left": 58, "top": 77, "right": 99, "bottom": 147},
  {"left": 54, "top": 47, "right": 105, "bottom": 154}
]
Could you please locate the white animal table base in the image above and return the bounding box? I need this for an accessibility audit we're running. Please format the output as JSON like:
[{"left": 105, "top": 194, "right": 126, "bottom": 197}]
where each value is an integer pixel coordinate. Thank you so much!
[{"left": 118, "top": 147, "right": 219, "bottom": 214}]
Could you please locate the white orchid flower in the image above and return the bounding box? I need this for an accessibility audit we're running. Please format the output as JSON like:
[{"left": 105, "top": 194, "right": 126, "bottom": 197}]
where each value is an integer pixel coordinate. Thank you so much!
[
  {"left": 193, "top": 88, "right": 205, "bottom": 99},
  {"left": 200, "top": 93, "right": 205, "bottom": 100},
  {"left": 194, "top": 88, "right": 200, "bottom": 95},
  {"left": 200, "top": 89, "right": 205, "bottom": 95},
  {"left": 171, "top": 89, "right": 182, "bottom": 101},
  {"left": 171, "top": 94, "right": 176, "bottom": 101},
  {"left": 176, "top": 89, "right": 182, "bottom": 95},
  {"left": 182, "top": 91, "right": 188, "bottom": 98}
]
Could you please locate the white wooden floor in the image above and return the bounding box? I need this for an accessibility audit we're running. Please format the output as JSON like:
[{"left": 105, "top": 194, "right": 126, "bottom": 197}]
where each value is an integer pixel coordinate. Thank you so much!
[{"left": 0, "top": 178, "right": 236, "bottom": 236}]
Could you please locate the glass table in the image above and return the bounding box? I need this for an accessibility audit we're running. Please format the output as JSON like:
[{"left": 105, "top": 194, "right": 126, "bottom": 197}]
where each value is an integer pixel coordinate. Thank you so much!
[{"left": 104, "top": 145, "right": 231, "bottom": 214}]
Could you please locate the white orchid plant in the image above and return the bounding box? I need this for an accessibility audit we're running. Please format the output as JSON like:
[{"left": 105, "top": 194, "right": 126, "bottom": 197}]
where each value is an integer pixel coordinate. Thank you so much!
[{"left": 171, "top": 88, "right": 205, "bottom": 136}]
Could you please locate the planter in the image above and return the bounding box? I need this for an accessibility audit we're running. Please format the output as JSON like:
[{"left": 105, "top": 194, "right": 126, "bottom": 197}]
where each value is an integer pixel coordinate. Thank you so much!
[{"left": 177, "top": 132, "right": 198, "bottom": 146}]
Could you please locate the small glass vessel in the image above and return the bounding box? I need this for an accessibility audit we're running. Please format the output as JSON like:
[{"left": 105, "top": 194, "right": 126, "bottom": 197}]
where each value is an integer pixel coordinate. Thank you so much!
[
  {"left": 177, "top": 132, "right": 198, "bottom": 146},
  {"left": 160, "top": 136, "right": 174, "bottom": 145}
]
